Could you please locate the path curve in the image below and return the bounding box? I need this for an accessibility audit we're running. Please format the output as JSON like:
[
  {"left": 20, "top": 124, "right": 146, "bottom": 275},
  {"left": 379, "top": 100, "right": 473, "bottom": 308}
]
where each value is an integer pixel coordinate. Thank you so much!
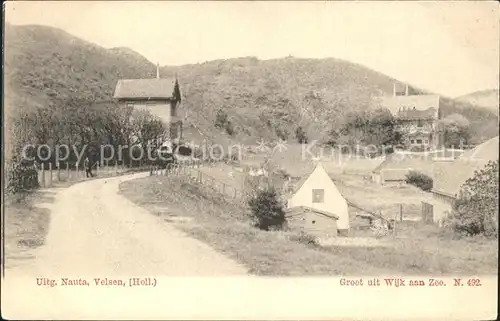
[{"left": 6, "top": 172, "right": 247, "bottom": 277}]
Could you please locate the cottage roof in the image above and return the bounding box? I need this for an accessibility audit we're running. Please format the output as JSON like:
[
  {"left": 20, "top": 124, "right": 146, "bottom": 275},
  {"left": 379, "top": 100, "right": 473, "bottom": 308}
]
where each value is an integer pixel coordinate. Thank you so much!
[
  {"left": 433, "top": 136, "right": 499, "bottom": 198},
  {"left": 290, "top": 161, "right": 328, "bottom": 195},
  {"left": 396, "top": 107, "right": 437, "bottom": 120},
  {"left": 113, "top": 78, "right": 176, "bottom": 100},
  {"left": 377, "top": 94, "right": 440, "bottom": 119},
  {"left": 286, "top": 206, "right": 339, "bottom": 220}
]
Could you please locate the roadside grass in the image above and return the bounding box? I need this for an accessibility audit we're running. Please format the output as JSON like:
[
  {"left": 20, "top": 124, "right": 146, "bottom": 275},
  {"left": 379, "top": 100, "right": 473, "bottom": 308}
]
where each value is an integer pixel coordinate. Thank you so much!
[
  {"left": 3, "top": 190, "right": 54, "bottom": 269},
  {"left": 321, "top": 231, "right": 498, "bottom": 275},
  {"left": 119, "top": 176, "right": 498, "bottom": 275},
  {"left": 119, "top": 176, "right": 393, "bottom": 275}
]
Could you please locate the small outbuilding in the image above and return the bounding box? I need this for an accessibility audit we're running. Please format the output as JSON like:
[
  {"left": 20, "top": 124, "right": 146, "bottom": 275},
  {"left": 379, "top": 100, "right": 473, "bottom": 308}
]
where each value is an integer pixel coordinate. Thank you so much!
[{"left": 285, "top": 206, "right": 339, "bottom": 237}]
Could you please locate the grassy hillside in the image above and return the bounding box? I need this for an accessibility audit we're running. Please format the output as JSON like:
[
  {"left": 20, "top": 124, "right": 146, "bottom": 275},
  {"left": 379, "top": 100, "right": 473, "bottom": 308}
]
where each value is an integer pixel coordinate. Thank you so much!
[
  {"left": 5, "top": 24, "right": 498, "bottom": 149},
  {"left": 162, "top": 58, "right": 498, "bottom": 145},
  {"left": 4, "top": 24, "right": 155, "bottom": 105},
  {"left": 161, "top": 57, "right": 404, "bottom": 143},
  {"left": 456, "top": 89, "right": 499, "bottom": 114},
  {"left": 439, "top": 97, "right": 499, "bottom": 145}
]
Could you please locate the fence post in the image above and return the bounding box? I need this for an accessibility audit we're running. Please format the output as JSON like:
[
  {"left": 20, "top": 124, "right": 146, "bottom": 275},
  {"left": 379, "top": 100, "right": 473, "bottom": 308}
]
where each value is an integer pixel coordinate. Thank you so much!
[
  {"left": 393, "top": 213, "right": 398, "bottom": 239},
  {"left": 41, "top": 163, "right": 46, "bottom": 188},
  {"left": 56, "top": 162, "right": 61, "bottom": 182},
  {"left": 115, "top": 161, "right": 118, "bottom": 174},
  {"left": 76, "top": 162, "right": 80, "bottom": 179},
  {"left": 96, "top": 161, "right": 100, "bottom": 176},
  {"left": 400, "top": 204, "right": 403, "bottom": 221},
  {"left": 22, "top": 174, "right": 27, "bottom": 190},
  {"left": 48, "top": 163, "right": 53, "bottom": 187},
  {"left": 107, "top": 160, "right": 110, "bottom": 175},
  {"left": 66, "top": 162, "right": 70, "bottom": 181}
]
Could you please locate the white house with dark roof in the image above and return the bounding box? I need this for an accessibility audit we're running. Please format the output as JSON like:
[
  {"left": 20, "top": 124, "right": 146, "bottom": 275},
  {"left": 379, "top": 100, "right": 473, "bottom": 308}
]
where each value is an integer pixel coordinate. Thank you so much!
[
  {"left": 430, "top": 136, "right": 499, "bottom": 224},
  {"left": 287, "top": 162, "right": 349, "bottom": 236},
  {"left": 113, "top": 64, "right": 183, "bottom": 142},
  {"left": 377, "top": 83, "right": 442, "bottom": 149}
]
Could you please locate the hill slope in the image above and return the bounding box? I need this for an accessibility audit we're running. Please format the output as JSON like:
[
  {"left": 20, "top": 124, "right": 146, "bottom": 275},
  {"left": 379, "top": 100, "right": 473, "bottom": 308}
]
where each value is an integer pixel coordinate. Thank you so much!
[
  {"left": 4, "top": 24, "right": 155, "bottom": 110},
  {"left": 161, "top": 58, "right": 498, "bottom": 144},
  {"left": 161, "top": 57, "right": 403, "bottom": 143},
  {"left": 5, "top": 24, "right": 498, "bottom": 148},
  {"left": 456, "top": 89, "right": 499, "bottom": 114}
]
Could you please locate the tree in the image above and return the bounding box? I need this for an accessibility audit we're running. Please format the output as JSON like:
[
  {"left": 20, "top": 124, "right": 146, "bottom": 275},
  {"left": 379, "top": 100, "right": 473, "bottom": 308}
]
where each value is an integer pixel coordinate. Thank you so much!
[
  {"left": 438, "top": 113, "right": 471, "bottom": 148},
  {"left": 405, "top": 171, "right": 433, "bottom": 191},
  {"left": 295, "top": 126, "right": 308, "bottom": 144},
  {"left": 448, "top": 160, "right": 499, "bottom": 238},
  {"left": 247, "top": 186, "right": 287, "bottom": 231},
  {"left": 365, "top": 108, "right": 401, "bottom": 147},
  {"left": 214, "top": 109, "right": 235, "bottom": 136}
]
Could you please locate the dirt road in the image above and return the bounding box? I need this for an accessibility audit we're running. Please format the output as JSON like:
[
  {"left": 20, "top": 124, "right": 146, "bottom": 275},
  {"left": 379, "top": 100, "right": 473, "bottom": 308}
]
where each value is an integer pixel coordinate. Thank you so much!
[{"left": 5, "top": 172, "right": 247, "bottom": 277}]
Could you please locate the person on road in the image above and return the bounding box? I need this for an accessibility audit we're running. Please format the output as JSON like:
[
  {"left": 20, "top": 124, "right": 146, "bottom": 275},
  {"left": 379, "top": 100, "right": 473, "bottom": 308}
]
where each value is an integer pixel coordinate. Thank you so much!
[{"left": 84, "top": 156, "right": 94, "bottom": 178}]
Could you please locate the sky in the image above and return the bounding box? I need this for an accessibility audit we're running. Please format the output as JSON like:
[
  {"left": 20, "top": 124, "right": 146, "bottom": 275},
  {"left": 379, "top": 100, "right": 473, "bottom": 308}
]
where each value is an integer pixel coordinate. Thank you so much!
[{"left": 5, "top": 1, "right": 499, "bottom": 97}]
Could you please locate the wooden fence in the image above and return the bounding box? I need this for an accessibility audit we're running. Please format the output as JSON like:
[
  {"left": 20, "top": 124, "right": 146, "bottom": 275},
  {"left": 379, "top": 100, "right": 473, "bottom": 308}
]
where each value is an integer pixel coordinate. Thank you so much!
[
  {"left": 150, "top": 161, "right": 248, "bottom": 203},
  {"left": 35, "top": 161, "right": 150, "bottom": 188}
]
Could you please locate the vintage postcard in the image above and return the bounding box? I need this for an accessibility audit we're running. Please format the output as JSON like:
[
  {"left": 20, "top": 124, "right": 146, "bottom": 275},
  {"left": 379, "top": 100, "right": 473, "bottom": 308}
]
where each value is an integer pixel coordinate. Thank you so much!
[{"left": 2, "top": 1, "right": 498, "bottom": 319}]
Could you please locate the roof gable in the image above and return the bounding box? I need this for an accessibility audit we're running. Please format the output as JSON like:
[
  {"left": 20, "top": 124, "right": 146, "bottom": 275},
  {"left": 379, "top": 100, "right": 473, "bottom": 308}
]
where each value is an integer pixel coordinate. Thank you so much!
[
  {"left": 113, "top": 78, "right": 176, "bottom": 100},
  {"left": 291, "top": 162, "right": 341, "bottom": 196},
  {"left": 377, "top": 94, "right": 440, "bottom": 118}
]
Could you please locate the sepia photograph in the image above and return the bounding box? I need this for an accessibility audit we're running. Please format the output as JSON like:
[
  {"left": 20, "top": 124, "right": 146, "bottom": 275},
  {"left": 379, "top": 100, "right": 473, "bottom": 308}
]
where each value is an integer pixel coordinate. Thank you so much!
[{"left": 2, "top": 1, "right": 499, "bottom": 319}]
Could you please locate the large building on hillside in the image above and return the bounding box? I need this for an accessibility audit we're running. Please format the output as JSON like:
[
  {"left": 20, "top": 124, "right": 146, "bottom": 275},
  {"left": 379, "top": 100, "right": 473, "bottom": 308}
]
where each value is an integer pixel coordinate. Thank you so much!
[
  {"left": 113, "top": 64, "right": 183, "bottom": 143},
  {"left": 379, "top": 83, "right": 442, "bottom": 150},
  {"left": 428, "top": 136, "right": 499, "bottom": 225}
]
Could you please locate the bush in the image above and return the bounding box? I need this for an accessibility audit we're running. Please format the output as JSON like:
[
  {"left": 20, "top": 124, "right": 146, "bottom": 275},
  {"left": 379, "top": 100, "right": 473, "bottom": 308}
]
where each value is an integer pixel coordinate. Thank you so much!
[
  {"left": 176, "top": 144, "right": 193, "bottom": 156},
  {"left": 6, "top": 158, "right": 39, "bottom": 194},
  {"left": 215, "top": 109, "right": 235, "bottom": 136},
  {"left": 289, "top": 231, "right": 318, "bottom": 246},
  {"left": 247, "top": 186, "right": 286, "bottom": 231},
  {"left": 295, "top": 126, "right": 308, "bottom": 144},
  {"left": 405, "top": 171, "right": 433, "bottom": 191},
  {"left": 448, "top": 160, "right": 498, "bottom": 238}
]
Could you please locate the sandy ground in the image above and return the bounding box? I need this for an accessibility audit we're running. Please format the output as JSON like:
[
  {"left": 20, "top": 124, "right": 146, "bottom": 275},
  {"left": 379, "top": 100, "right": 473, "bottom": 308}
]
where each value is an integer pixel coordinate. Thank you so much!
[{"left": 4, "top": 172, "right": 247, "bottom": 278}]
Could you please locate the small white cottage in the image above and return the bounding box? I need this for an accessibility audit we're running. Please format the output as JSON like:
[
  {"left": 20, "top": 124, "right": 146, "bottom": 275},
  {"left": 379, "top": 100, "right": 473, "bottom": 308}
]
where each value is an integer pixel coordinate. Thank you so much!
[{"left": 287, "top": 162, "right": 350, "bottom": 235}]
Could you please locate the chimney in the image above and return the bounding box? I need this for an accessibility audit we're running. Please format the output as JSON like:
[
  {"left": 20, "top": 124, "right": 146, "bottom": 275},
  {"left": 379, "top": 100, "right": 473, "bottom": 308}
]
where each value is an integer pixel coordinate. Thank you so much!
[
  {"left": 405, "top": 84, "right": 409, "bottom": 96},
  {"left": 156, "top": 63, "right": 160, "bottom": 79}
]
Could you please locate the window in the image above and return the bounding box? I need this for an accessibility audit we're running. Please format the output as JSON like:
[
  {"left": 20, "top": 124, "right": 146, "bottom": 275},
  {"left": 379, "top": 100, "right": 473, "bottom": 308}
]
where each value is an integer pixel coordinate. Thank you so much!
[
  {"left": 410, "top": 140, "right": 415, "bottom": 144},
  {"left": 417, "top": 120, "right": 424, "bottom": 127},
  {"left": 416, "top": 139, "right": 423, "bottom": 144},
  {"left": 312, "top": 189, "right": 325, "bottom": 203},
  {"left": 424, "top": 139, "right": 429, "bottom": 144}
]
